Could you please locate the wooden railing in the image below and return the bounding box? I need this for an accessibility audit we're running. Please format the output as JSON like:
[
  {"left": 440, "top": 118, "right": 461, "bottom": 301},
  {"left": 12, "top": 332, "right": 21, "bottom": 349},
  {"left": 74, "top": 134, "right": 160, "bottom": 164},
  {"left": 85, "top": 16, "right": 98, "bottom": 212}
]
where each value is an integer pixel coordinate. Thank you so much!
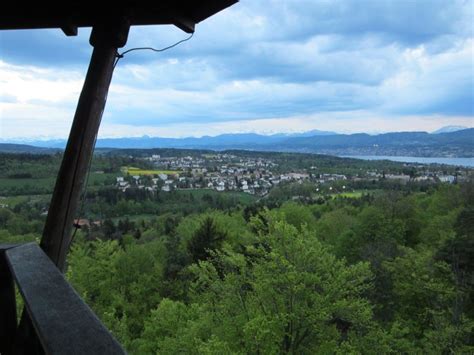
[{"left": 0, "top": 243, "right": 125, "bottom": 355}]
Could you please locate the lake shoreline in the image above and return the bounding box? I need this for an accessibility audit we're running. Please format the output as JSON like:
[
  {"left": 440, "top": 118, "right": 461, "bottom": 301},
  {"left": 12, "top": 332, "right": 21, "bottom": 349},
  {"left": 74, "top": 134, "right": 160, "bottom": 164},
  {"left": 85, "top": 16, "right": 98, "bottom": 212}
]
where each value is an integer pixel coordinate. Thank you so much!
[{"left": 338, "top": 155, "right": 474, "bottom": 168}]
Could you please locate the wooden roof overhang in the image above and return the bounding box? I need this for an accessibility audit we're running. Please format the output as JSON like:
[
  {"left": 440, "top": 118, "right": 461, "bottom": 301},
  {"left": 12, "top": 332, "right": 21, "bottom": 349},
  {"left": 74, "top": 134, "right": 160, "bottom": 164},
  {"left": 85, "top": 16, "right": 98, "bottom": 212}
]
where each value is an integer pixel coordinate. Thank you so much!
[{"left": 0, "top": 1, "right": 237, "bottom": 35}]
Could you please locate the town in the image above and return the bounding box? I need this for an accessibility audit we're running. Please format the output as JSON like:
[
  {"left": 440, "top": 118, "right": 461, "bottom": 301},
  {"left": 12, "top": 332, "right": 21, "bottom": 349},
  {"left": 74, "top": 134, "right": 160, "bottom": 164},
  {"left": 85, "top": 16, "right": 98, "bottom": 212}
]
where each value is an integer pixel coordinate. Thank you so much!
[{"left": 115, "top": 152, "right": 469, "bottom": 196}]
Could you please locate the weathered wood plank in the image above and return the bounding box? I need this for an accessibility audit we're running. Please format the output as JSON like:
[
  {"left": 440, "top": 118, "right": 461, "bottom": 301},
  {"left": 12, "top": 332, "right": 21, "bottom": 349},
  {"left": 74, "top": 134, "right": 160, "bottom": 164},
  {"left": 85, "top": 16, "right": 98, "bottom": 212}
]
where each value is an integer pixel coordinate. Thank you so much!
[
  {"left": 0, "top": 244, "right": 22, "bottom": 250},
  {"left": 6, "top": 243, "right": 126, "bottom": 355}
]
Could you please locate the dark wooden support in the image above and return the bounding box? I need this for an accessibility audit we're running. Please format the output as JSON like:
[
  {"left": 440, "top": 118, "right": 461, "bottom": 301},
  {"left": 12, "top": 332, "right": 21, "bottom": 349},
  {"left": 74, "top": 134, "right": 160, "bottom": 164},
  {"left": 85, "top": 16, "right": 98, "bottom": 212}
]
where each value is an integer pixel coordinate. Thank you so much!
[
  {"left": 0, "top": 245, "right": 19, "bottom": 355},
  {"left": 5, "top": 243, "right": 125, "bottom": 354},
  {"left": 14, "top": 309, "right": 44, "bottom": 355},
  {"left": 61, "top": 24, "right": 78, "bottom": 36},
  {"left": 172, "top": 15, "right": 195, "bottom": 33},
  {"left": 40, "top": 19, "right": 130, "bottom": 272}
]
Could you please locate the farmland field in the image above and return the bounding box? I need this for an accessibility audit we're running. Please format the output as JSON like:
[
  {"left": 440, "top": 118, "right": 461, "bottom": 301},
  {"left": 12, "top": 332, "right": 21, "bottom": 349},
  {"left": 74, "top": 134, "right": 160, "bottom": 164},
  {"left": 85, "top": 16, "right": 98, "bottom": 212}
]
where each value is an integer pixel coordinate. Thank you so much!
[
  {"left": 0, "top": 194, "right": 51, "bottom": 207},
  {"left": 0, "top": 172, "right": 116, "bottom": 195},
  {"left": 0, "top": 177, "right": 55, "bottom": 195},
  {"left": 335, "top": 191, "right": 364, "bottom": 198},
  {"left": 122, "top": 167, "right": 179, "bottom": 176}
]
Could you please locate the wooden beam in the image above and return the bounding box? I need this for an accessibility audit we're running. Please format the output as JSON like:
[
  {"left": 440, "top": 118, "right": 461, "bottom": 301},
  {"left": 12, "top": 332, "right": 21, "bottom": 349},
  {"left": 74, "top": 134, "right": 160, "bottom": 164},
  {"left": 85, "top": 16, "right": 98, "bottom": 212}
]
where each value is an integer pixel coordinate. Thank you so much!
[
  {"left": 61, "top": 25, "right": 78, "bottom": 36},
  {"left": 40, "top": 21, "right": 129, "bottom": 271},
  {"left": 173, "top": 15, "right": 195, "bottom": 33}
]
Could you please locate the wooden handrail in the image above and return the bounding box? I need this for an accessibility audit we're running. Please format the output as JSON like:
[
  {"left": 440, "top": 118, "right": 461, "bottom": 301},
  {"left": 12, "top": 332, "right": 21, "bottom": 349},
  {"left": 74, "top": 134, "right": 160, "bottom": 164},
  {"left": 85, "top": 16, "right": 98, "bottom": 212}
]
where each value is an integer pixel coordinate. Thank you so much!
[{"left": 1, "top": 243, "right": 125, "bottom": 355}]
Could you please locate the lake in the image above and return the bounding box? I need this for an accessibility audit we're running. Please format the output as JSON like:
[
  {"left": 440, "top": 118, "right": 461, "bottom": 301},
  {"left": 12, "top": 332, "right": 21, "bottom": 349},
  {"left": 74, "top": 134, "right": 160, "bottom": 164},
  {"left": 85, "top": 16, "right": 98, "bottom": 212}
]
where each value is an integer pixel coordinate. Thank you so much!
[{"left": 340, "top": 155, "right": 474, "bottom": 167}]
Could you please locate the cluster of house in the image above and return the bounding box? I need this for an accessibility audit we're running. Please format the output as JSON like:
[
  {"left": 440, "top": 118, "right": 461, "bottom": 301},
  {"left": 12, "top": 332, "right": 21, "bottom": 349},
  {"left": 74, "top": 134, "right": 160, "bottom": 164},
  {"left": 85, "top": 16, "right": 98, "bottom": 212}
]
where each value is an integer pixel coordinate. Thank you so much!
[
  {"left": 116, "top": 169, "right": 312, "bottom": 196},
  {"left": 316, "top": 173, "right": 347, "bottom": 184},
  {"left": 203, "top": 171, "right": 312, "bottom": 195},
  {"left": 146, "top": 153, "right": 277, "bottom": 170},
  {"left": 117, "top": 154, "right": 294, "bottom": 195},
  {"left": 113, "top": 154, "right": 467, "bottom": 196},
  {"left": 364, "top": 170, "right": 460, "bottom": 184}
]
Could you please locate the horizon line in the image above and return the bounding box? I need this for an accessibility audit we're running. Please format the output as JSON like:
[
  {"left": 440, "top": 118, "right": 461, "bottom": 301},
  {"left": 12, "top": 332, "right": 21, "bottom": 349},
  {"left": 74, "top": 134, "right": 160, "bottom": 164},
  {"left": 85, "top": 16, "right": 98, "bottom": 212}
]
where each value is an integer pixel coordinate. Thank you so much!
[{"left": 1, "top": 126, "right": 472, "bottom": 142}]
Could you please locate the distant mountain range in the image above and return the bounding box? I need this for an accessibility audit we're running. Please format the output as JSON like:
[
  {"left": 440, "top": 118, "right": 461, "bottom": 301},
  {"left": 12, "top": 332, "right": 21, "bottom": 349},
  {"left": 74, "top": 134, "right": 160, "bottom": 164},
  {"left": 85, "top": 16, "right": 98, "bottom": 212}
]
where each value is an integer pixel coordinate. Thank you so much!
[
  {"left": 1, "top": 128, "right": 473, "bottom": 157},
  {"left": 0, "top": 143, "right": 61, "bottom": 154},
  {"left": 431, "top": 125, "right": 468, "bottom": 134},
  {"left": 273, "top": 129, "right": 473, "bottom": 157},
  {"left": 3, "top": 129, "right": 336, "bottom": 149}
]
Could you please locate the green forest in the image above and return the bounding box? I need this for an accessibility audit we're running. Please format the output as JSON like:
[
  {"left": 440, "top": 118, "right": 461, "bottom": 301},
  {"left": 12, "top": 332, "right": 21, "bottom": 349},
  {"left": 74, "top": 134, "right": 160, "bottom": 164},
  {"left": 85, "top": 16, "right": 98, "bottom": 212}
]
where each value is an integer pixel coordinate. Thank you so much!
[{"left": 0, "top": 151, "right": 473, "bottom": 354}]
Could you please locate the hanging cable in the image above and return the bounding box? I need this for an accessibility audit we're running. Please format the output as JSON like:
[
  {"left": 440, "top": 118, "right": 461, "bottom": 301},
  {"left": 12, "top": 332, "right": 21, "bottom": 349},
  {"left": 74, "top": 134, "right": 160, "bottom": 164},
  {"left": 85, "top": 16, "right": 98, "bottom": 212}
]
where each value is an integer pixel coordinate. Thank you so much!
[{"left": 114, "top": 32, "right": 194, "bottom": 68}]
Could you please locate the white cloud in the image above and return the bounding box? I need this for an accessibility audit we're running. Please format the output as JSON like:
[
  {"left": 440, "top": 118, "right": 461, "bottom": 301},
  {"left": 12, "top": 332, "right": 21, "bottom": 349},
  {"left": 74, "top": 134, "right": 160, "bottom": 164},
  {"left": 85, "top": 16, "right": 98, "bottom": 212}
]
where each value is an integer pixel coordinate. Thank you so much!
[
  {"left": 0, "top": 61, "right": 83, "bottom": 104},
  {"left": 0, "top": 102, "right": 74, "bottom": 139},
  {"left": 379, "top": 38, "right": 474, "bottom": 113},
  {"left": 0, "top": 1, "right": 472, "bottom": 140}
]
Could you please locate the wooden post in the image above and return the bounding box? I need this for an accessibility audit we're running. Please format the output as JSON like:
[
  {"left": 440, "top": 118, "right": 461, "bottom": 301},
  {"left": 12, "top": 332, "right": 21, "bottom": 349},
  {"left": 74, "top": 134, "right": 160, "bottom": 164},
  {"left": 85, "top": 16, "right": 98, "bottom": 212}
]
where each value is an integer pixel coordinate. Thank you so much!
[
  {"left": 0, "top": 245, "right": 19, "bottom": 355},
  {"left": 13, "top": 20, "right": 130, "bottom": 355},
  {"left": 40, "top": 19, "right": 129, "bottom": 271}
]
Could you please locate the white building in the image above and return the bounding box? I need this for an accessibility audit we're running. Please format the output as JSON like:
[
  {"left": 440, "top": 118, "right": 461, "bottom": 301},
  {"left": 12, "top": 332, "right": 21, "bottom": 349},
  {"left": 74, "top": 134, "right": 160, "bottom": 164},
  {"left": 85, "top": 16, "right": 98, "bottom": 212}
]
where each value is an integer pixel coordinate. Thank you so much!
[{"left": 438, "top": 175, "right": 456, "bottom": 183}]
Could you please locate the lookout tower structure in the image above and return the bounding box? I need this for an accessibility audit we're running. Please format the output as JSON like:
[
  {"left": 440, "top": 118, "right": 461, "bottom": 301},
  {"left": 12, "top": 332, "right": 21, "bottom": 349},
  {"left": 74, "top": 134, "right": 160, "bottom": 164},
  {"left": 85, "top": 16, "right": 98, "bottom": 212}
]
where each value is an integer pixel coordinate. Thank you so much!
[{"left": 0, "top": 2, "right": 237, "bottom": 353}]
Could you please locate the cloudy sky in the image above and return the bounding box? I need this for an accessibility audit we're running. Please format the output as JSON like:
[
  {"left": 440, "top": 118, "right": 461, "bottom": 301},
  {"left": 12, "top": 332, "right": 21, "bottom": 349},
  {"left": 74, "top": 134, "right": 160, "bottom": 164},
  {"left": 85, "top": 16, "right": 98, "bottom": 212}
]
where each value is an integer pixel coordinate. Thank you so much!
[{"left": 0, "top": 0, "right": 473, "bottom": 140}]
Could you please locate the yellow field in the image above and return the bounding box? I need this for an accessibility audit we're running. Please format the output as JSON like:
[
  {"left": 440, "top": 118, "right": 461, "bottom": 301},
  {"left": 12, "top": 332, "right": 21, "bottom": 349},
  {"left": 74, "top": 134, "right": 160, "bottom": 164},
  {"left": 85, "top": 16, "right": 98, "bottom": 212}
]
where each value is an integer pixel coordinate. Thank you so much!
[{"left": 122, "top": 167, "right": 179, "bottom": 176}]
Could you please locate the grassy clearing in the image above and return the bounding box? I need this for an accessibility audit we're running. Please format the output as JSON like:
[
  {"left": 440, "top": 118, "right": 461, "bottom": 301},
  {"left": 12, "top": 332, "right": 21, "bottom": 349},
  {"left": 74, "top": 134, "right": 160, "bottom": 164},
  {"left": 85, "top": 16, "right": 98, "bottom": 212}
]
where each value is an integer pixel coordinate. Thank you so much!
[
  {"left": 87, "top": 173, "right": 117, "bottom": 185},
  {"left": 0, "top": 194, "right": 51, "bottom": 207},
  {"left": 0, "top": 177, "right": 55, "bottom": 195},
  {"left": 329, "top": 190, "right": 382, "bottom": 199},
  {"left": 335, "top": 191, "right": 364, "bottom": 198},
  {"left": 122, "top": 167, "right": 179, "bottom": 176},
  {"left": 0, "top": 172, "right": 117, "bottom": 195},
  {"left": 0, "top": 177, "right": 54, "bottom": 189},
  {"left": 0, "top": 195, "right": 26, "bottom": 206}
]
